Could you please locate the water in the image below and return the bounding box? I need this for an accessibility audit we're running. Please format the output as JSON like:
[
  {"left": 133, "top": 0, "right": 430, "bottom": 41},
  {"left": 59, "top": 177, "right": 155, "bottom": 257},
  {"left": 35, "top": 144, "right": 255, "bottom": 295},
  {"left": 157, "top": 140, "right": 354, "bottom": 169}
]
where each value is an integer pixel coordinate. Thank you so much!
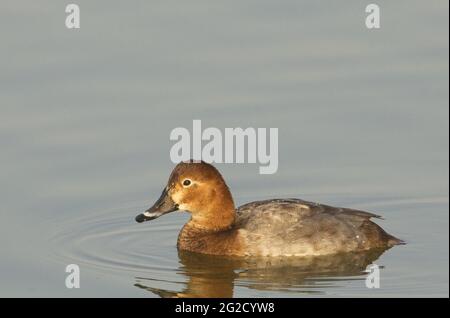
[{"left": 0, "top": 1, "right": 448, "bottom": 297}]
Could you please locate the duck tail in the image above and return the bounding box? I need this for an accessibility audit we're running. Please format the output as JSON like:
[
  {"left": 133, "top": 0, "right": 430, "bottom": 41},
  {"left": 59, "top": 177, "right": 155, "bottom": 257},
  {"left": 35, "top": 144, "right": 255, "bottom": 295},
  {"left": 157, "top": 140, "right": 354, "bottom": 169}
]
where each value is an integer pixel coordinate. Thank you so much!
[{"left": 387, "top": 235, "right": 405, "bottom": 246}]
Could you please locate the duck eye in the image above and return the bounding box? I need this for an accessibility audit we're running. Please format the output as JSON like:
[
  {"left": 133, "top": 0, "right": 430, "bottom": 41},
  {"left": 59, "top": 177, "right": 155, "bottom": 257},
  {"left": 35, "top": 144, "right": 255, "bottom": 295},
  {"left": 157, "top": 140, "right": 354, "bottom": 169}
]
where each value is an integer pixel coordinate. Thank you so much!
[{"left": 182, "top": 179, "right": 192, "bottom": 187}]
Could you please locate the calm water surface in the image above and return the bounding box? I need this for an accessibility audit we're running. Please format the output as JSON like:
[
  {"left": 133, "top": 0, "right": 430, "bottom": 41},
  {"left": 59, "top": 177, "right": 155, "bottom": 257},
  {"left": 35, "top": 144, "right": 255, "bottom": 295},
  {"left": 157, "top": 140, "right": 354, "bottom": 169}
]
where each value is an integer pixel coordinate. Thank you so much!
[{"left": 0, "top": 1, "right": 448, "bottom": 297}]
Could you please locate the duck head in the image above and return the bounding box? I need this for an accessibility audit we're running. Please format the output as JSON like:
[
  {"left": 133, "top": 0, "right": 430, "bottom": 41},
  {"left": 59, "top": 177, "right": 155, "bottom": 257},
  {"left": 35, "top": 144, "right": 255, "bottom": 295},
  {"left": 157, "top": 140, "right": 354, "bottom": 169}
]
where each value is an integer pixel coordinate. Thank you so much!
[{"left": 135, "top": 161, "right": 236, "bottom": 230}]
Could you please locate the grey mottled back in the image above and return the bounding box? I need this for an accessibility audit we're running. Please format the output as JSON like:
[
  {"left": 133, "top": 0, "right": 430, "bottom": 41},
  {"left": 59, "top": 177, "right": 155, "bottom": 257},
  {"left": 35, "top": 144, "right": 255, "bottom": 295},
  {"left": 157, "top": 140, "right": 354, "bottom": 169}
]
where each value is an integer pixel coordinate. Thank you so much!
[{"left": 235, "top": 199, "right": 399, "bottom": 256}]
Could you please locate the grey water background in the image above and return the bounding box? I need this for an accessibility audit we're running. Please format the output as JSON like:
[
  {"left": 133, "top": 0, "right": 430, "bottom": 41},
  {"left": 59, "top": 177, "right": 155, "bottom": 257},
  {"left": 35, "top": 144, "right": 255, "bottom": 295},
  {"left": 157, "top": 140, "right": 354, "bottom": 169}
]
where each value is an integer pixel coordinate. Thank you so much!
[{"left": 0, "top": 1, "right": 448, "bottom": 297}]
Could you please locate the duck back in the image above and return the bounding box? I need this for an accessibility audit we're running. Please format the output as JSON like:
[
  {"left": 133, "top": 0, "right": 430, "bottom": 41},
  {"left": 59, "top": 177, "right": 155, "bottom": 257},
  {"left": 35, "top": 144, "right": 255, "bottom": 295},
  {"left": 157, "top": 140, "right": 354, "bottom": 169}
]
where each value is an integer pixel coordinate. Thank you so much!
[{"left": 236, "top": 199, "right": 403, "bottom": 257}]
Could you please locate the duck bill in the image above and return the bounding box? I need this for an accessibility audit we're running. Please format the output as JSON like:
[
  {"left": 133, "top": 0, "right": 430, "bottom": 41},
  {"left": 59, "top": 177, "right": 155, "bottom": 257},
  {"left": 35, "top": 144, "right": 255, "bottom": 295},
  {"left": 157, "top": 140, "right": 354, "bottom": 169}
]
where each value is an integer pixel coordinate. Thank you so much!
[{"left": 135, "top": 188, "right": 179, "bottom": 223}]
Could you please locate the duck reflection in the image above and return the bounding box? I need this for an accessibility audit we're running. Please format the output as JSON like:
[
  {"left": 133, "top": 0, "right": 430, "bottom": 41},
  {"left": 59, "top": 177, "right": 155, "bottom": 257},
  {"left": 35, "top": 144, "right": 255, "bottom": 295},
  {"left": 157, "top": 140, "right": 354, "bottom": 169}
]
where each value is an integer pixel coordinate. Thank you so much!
[{"left": 134, "top": 247, "right": 391, "bottom": 298}]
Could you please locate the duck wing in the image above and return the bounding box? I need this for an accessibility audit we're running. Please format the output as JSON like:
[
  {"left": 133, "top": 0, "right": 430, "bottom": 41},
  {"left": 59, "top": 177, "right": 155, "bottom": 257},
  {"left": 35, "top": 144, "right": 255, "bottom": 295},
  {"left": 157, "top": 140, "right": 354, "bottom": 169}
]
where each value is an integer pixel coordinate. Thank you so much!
[{"left": 236, "top": 198, "right": 402, "bottom": 256}]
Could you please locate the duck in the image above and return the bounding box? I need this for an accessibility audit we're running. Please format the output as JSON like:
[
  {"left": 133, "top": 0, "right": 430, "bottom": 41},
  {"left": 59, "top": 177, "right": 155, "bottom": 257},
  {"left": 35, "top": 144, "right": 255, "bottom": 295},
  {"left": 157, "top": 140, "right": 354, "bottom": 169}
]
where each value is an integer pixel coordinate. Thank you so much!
[{"left": 135, "top": 161, "right": 403, "bottom": 257}]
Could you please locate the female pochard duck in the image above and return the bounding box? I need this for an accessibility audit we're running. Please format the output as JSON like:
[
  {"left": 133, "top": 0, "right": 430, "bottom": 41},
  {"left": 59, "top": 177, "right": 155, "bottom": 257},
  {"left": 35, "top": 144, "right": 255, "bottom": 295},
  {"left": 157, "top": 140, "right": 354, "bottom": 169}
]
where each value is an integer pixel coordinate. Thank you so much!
[{"left": 135, "top": 161, "right": 402, "bottom": 257}]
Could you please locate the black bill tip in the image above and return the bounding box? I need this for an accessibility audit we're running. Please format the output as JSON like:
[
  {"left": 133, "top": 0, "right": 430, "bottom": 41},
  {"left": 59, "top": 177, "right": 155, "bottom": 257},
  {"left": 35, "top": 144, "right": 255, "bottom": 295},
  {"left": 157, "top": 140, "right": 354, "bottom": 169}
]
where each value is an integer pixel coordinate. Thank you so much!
[{"left": 135, "top": 214, "right": 147, "bottom": 223}]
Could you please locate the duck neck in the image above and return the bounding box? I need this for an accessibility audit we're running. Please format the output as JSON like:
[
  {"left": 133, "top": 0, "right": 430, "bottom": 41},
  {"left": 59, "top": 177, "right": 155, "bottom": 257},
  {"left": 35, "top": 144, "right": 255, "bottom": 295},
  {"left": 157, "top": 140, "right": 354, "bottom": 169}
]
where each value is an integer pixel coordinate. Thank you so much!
[{"left": 189, "top": 186, "right": 236, "bottom": 232}]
